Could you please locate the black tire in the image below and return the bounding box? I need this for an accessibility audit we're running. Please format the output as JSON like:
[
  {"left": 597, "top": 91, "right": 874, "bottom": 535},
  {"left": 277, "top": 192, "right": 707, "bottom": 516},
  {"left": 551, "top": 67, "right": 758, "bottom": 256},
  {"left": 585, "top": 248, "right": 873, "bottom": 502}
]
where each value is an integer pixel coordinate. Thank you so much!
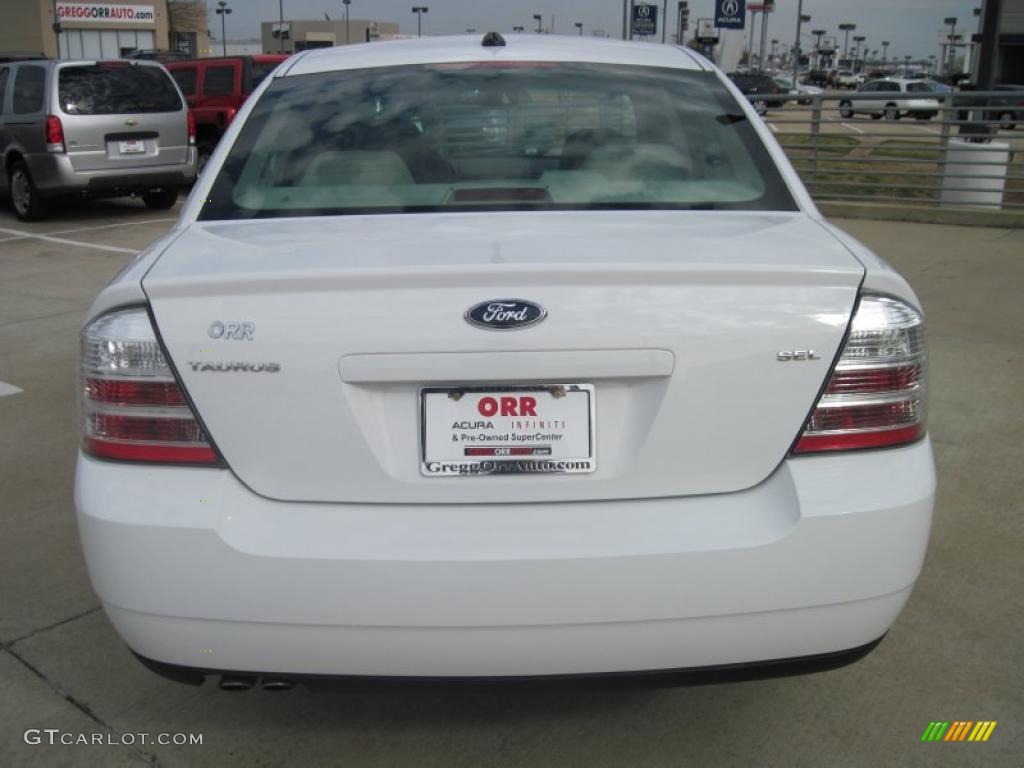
[
  {"left": 870, "top": 112, "right": 883, "bottom": 120},
  {"left": 839, "top": 102, "right": 853, "bottom": 119},
  {"left": 7, "top": 160, "right": 50, "bottom": 221},
  {"left": 998, "top": 112, "right": 1016, "bottom": 131},
  {"left": 141, "top": 188, "right": 179, "bottom": 210},
  {"left": 884, "top": 104, "right": 901, "bottom": 121},
  {"left": 913, "top": 113, "right": 932, "bottom": 121}
]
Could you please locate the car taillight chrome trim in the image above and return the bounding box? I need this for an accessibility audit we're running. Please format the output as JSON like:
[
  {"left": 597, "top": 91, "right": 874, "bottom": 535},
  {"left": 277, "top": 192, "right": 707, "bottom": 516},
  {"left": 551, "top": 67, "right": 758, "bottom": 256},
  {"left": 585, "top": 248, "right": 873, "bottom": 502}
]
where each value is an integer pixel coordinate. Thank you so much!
[
  {"left": 794, "top": 294, "right": 927, "bottom": 454},
  {"left": 80, "top": 307, "right": 221, "bottom": 465}
]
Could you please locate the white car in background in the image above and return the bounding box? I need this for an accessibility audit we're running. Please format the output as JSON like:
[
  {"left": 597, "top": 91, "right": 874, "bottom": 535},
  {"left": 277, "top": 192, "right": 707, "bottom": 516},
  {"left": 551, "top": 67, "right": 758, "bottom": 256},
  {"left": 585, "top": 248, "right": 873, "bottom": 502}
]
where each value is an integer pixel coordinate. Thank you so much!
[
  {"left": 76, "top": 34, "right": 935, "bottom": 688},
  {"left": 840, "top": 78, "right": 943, "bottom": 120}
]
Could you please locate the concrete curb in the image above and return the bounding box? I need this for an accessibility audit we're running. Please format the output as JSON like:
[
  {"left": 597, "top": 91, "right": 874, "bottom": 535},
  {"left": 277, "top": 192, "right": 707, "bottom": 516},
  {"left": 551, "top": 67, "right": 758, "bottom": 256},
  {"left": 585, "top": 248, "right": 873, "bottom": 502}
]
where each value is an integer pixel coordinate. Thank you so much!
[{"left": 817, "top": 201, "right": 1024, "bottom": 228}]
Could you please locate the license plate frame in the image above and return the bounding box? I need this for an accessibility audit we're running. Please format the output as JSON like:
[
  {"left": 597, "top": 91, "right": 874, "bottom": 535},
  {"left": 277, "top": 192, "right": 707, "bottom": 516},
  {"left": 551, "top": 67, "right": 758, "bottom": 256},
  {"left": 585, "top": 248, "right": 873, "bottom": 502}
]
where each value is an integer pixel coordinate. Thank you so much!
[
  {"left": 420, "top": 384, "right": 596, "bottom": 477},
  {"left": 117, "top": 139, "right": 145, "bottom": 155}
]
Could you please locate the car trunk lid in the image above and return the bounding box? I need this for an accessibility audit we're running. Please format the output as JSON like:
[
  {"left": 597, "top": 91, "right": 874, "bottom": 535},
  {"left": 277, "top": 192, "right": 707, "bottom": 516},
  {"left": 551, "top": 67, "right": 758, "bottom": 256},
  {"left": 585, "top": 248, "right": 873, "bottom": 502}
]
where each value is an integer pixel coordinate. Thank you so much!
[{"left": 144, "top": 211, "right": 864, "bottom": 504}]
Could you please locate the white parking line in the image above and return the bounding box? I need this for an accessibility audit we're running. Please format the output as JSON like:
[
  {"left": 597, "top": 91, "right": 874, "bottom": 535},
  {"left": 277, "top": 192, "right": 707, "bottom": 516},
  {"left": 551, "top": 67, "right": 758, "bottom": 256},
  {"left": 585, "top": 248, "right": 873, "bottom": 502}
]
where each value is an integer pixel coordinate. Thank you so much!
[
  {"left": 0, "top": 382, "right": 23, "bottom": 397},
  {"left": 840, "top": 122, "right": 865, "bottom": 135},
  {"left": 911, "top": 125, "right": 940, "bottom": 135},
  {"left": 768, "top": 123, "right": 779, "bottom": 134},
  {"left": 48, "top": 218, "right": 175, "bottom": 236},
  {"left": 0, "top": 228, "right": 136, "bottom": 254}
]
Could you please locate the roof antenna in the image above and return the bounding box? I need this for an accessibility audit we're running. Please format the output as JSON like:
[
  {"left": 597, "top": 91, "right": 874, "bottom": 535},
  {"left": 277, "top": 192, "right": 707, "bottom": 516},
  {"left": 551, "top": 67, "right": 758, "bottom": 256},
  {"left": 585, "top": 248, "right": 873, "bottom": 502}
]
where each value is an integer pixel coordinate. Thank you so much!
[{"left": 482, "top": 31, "right": 506, "bottom": 47}]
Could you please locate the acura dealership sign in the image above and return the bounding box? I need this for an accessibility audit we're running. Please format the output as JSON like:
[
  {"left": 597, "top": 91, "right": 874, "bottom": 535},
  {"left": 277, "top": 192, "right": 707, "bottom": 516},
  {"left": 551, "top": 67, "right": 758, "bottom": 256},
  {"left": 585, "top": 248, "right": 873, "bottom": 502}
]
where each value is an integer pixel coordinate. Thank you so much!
[
  {"left": 56, "top": 3, "right": 156, "bottom": 24},
  {"left": 714, "top": 0, "right": 745, "bottom": 29}
]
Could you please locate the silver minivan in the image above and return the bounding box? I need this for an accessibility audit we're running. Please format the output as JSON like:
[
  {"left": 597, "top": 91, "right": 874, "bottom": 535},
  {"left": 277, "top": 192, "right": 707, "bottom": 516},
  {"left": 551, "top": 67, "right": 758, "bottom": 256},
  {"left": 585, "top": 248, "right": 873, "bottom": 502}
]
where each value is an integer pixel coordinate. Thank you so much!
[{"left": 0, "top": 59, "right": 196, "bottom": 220}]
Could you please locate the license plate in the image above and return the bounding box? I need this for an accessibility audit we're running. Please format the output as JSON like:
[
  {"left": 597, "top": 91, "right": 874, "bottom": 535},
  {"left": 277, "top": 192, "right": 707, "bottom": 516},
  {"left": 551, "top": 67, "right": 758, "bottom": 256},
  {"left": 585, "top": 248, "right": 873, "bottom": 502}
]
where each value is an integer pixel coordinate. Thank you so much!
[
  {"left": 421, "top": 384, "right": 595, "bottom": 476},
  {"left": 118, "top": 139, "right": 145, "bottom": 154}
]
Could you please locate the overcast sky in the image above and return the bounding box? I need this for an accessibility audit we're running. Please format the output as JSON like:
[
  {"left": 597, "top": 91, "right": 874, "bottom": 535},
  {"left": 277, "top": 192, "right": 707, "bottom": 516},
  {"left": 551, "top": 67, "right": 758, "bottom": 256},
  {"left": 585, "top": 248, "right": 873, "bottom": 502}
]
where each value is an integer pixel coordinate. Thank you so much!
[{"left": 210, "top": 0, "right": 982, "bottom": 59}]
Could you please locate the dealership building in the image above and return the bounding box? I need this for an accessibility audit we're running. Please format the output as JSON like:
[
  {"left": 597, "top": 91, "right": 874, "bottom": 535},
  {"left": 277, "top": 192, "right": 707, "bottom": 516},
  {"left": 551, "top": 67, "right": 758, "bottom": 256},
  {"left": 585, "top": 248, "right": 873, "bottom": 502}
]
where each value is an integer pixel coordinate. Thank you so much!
[
  {"left": 1, "top": 1, "right": 208, "bottom": 59},
  {"left": 260, "top": 19, "right": 402, "bottom": 54}
]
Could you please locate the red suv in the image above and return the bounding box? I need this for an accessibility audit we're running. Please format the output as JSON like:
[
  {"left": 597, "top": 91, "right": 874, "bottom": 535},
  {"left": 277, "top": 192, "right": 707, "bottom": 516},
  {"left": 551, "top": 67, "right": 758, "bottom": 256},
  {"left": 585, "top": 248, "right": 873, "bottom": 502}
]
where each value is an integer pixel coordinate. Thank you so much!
[{"left": 167, "top": 55, "right": 287, "bottom": 170}]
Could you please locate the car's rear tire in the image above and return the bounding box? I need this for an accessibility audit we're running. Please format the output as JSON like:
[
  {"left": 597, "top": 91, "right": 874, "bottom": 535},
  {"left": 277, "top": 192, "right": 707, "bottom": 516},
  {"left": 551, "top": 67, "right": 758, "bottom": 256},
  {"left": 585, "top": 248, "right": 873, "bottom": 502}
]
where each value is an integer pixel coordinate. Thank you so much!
[
  {"left": 870, "top": 112, "right": 883, "bottom": 120},
  {"left": 884, "top": 104, "right": 901, "bottom": 121},
  {"left": 913, "top": 113, "right": 932, "bottom": 121},
  {"left": 998, "top": 111, "right": 1016, "bottom": 130},
  {"left": 8, "top": 161, "right": 50, "bottom": 222},
  {"left": 839, "top": 102, "right": 853, "bottom": 119},
  {"left": 142, "top": 188, "right": 179, "bottom": 210}
]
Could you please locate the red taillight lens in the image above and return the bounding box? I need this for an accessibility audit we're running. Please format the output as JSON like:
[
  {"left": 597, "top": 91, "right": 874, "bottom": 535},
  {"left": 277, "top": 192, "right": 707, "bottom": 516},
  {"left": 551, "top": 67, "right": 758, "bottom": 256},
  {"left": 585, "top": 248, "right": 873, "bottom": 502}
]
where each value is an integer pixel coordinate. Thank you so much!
[
  {"left": 186, "top": 109, "right": 196, "bottom": 145},
  {"left": 45, "top": 115, "right": 65, "bottom": 152},
  {"left": 794, "top": 295, "right": 927, "bottom": 454},
  {"left": 80, "top": 308, "right": 219, "bottom": 465}
]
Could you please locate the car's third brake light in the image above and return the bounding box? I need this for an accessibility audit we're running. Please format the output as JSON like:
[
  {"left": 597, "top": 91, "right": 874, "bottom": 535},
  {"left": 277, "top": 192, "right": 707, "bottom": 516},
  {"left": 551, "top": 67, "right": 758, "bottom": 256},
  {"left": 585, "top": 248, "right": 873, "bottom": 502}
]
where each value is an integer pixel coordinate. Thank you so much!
[
  {"left": 80, "top": 308, "right": 219, "bottom": 464},
  {"left": 794, "top": 294, "right": 927, "bottom": 453}
]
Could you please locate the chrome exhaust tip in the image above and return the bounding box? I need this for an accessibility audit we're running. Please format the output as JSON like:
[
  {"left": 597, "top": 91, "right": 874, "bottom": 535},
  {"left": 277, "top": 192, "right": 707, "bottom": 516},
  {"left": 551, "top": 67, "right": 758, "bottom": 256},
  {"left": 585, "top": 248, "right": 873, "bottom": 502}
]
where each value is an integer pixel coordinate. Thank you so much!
[
  {"left": 218, "top": 675, "right": 256, "bottom": 691},
  {"left": 261, "top": 678, "right": 294, "bottom": 692}
]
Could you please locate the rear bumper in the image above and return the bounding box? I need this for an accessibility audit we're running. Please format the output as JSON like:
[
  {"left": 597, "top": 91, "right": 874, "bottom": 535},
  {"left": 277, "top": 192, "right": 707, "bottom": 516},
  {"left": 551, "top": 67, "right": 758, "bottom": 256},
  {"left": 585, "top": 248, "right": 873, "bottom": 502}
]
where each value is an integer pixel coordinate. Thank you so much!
[
  {"left": 75, "top": 438, "right": 935, "bottom": 678},
  {"left": 26, "top": 151, "right": 196, "bottom": 195}
]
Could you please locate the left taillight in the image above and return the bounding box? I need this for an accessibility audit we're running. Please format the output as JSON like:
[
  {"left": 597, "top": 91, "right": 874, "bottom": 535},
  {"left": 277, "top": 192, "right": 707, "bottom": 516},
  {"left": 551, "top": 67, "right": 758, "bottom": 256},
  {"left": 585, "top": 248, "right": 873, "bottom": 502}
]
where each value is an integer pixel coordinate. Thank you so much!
[
  {"left": 80, "top": 307, "right": 220, "bottom": 465},
  {"left": 186, "top": 109, "right": 196, "bottom": 145},
  {"left": 45, "top": 115, "right": 65, "bottom": 153}
]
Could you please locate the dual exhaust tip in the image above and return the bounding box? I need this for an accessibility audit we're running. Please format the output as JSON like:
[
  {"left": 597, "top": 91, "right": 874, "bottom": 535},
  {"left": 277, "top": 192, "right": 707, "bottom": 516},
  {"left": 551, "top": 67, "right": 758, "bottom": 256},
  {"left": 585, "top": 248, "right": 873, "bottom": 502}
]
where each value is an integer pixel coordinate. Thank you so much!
[{"left": 218, "top": 674, "right": 294, "bottom": 692}]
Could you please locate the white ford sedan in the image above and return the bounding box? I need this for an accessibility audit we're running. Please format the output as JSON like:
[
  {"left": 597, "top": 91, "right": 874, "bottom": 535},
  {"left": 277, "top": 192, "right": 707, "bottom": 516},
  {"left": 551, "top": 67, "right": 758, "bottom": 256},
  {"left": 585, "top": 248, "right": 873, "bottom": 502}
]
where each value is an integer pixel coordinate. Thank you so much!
[{"left": 76, "top": 35, "right": 934, "bottom": 688}]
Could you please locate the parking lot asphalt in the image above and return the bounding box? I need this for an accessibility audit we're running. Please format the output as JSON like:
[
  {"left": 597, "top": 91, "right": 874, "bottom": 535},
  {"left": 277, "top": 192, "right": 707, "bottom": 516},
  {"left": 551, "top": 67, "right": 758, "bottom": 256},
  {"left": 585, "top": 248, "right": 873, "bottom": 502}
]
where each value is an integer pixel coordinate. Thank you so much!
[{"left": 1, "top": 197, "right": 1021, "bottom": 767}]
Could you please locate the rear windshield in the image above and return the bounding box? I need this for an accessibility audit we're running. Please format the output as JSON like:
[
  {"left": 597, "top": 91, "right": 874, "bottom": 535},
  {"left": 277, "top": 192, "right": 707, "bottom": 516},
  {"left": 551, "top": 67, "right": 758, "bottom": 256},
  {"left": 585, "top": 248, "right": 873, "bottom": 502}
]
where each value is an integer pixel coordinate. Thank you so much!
[
  {"left": 58, "top": 64, "right": 183, "bottom": 115},
  {"left": 250, "top": 61, "right": 280, "bottom": 89},
  {"left": 200, "top": 63, "right": 795, "bottom": 220},
  {"left": 906, "top": 82, "right": 937, "bottom": 93}
]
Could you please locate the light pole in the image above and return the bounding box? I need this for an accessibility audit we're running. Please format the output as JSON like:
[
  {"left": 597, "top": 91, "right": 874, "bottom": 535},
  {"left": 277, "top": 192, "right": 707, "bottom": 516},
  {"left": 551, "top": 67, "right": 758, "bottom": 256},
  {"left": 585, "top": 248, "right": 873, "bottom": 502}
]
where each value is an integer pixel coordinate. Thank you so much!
[
  {"left": 533, "top": 14, "right": 543, "bottom": 33},
  {"left": 277, "top": 0, "right": 284, "bottom": 54},
  {"left": 853, "top": 35, "right": 865, "bottom": 71},
  {"left": 575, "top": 22, "right": 583, "bottom": 36},
  {"left": 811, "top": 28, "right": 825, "bottom": 69},
  {"left": 838, "top": 22, "right": 855, "bottom": 66},
  {"left": 343, "top": 0, "right": 351, "bottom": 45},
  {"left": 512, "top": 25, "right": 525, "bottom": 32},
  {"left": 216, "top": 1, "right": 231, "bottom": 57},
  {"left": 792, "top": 1, "right": 807, "bottom": 86},
  {"left": 943, "top": 16, "right": 957, "bottom": 75},
  {"left": 412, "top": 6, "right": 428, "bottom": 37},
  {"left": 882, "top": 40, "right": 890, "bottom": 68}
]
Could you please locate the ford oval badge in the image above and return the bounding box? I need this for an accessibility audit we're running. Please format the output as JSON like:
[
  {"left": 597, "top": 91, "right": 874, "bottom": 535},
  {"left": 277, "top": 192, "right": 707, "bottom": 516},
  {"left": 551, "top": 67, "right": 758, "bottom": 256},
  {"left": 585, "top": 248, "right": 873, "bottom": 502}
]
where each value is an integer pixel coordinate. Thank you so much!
[{"left": 465, "top": 299, "right": 547, "bottom": 331}]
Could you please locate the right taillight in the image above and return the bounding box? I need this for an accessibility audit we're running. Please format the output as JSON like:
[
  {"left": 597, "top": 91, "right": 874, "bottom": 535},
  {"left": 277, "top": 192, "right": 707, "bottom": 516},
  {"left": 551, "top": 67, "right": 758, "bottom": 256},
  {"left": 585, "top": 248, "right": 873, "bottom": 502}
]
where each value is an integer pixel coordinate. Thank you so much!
[
  {"left": 186, "top": 109, "right": 196, "bottom": 145},
  {"left": 80, "top": 307, "right": 220, "bottom": 465},
  {"left": 794, "top": 294, "right": 927, "bottom": 454},
  {"left": 45, "top": 114, "right": 65, "bottom": 153}
]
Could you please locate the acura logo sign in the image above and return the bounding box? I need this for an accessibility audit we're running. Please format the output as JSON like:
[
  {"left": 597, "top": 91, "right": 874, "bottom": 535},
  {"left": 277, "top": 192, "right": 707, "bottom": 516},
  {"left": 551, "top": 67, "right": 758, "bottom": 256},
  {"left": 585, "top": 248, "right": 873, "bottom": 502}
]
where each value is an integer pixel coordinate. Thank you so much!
[
  {"left": 465, "top": 300, "right": 547, "bottom": 331},
  {"left": 721, "top": 0, "right": 739, "bottom": 16}
]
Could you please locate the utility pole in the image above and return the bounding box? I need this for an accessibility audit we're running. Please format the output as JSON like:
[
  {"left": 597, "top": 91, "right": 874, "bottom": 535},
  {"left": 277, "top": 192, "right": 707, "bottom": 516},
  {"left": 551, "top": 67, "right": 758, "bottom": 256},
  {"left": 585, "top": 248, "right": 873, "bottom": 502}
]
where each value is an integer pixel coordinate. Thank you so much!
[
  {"left": 661, "top": 0, "right": 667, "bottom": 43},
  {"left": 575, "top": 22, "right": 583, "bottom": 36},
  {"left": 343, "top": 0, "right": 351, "bottom": 45},
  {"left": 278, "top": 0, "right": 284, "bottom": 53},
  {"left": 533, "top": 13, "right": 543, "bottom": 33},
  {"left": 748, "top": 9, "right": 758, "bottom": 69},
  {"left": 853, "top": 35, "right": 866, "bottom": 72},
  {"left": 882, "top": 40, "right": 890, "bottom": 67},
  {"left": 759, "top": 3, "right": 771, "bottom": 74},
  {"left": 622, "top": 0, "right": 628, "bottom": 39}
]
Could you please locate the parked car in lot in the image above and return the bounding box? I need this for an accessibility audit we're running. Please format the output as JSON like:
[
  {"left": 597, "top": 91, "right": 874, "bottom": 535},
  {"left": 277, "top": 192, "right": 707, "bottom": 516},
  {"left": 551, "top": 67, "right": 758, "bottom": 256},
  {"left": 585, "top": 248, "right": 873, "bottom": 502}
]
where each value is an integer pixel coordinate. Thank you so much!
[
  {"left": 727, "top": 71, "right": 785, "bottom": 114},
  {"left": 774, "top": 75, "right": 822, "bottom": 105},
  {"left": 166, "top": 55, "right": 287, "bottom": 171},
  {"left": 834, "top": 70, "right": 864, "bottom": 89},
  {"left": 77, "top": 35, "right": 934, "bottom": 687},
  {"left": 955, "top": 84, "right": 1024, "bottom": 130},
  {"left": 839, "top": 78, "right": 942, "bottom": 120},
  {"left": 0, "top": 59, "right": 196, "bottom": 220}
]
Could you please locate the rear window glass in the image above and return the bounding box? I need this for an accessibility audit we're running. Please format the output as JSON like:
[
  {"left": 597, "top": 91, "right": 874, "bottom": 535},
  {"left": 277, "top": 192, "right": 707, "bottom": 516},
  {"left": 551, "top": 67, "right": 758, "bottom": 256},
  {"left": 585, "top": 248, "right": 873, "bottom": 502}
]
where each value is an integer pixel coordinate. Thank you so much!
[
  {"left": 203, "top": 66, "right": 235, "bottom": 95},
  {"left": 58, "top": 65, "right": 182, "bottom": 114},
  {"left": 201, "top": 63, "right": 795, "bottom": 220},
  {"left": 250, "top": 61, "right": 279, "bottom": 90},
  {"left": 906, "top": 82, "right": 934, "bottom": 93},
  {"left": 171, "top": 67, "right": 196, "bottom": 96},
  {"left": 13, "top": 65, "right": 46, "bottom": 114}
]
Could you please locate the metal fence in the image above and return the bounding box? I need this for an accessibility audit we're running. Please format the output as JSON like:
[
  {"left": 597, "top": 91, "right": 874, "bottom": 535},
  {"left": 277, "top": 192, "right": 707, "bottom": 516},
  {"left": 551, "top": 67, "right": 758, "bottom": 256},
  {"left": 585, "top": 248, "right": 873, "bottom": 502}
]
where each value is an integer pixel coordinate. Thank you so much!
[{"left": 762, "top": 90, "right": 1024, "bottom": 210}]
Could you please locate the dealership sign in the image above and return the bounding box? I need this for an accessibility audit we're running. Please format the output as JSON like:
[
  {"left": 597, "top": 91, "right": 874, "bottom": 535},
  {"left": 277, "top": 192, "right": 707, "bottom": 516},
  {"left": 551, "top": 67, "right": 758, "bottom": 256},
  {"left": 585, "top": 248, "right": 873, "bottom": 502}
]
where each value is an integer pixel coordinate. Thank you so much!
[
  {"left": 714, "top": 0, "right": 745, "bottom": 29},
  {"left": 57, "top": 4, "right": 155, "bottom": 24},
  {"left": 631, "top": 4, "right": 658, "bottom": 36}
]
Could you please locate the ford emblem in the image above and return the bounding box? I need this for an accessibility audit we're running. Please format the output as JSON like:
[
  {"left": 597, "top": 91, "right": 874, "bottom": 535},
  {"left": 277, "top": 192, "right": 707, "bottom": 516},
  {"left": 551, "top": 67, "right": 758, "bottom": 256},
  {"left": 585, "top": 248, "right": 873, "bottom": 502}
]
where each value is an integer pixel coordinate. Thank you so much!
[{"left": 465, "top": 299, "right": 547, "bottom": 331}]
